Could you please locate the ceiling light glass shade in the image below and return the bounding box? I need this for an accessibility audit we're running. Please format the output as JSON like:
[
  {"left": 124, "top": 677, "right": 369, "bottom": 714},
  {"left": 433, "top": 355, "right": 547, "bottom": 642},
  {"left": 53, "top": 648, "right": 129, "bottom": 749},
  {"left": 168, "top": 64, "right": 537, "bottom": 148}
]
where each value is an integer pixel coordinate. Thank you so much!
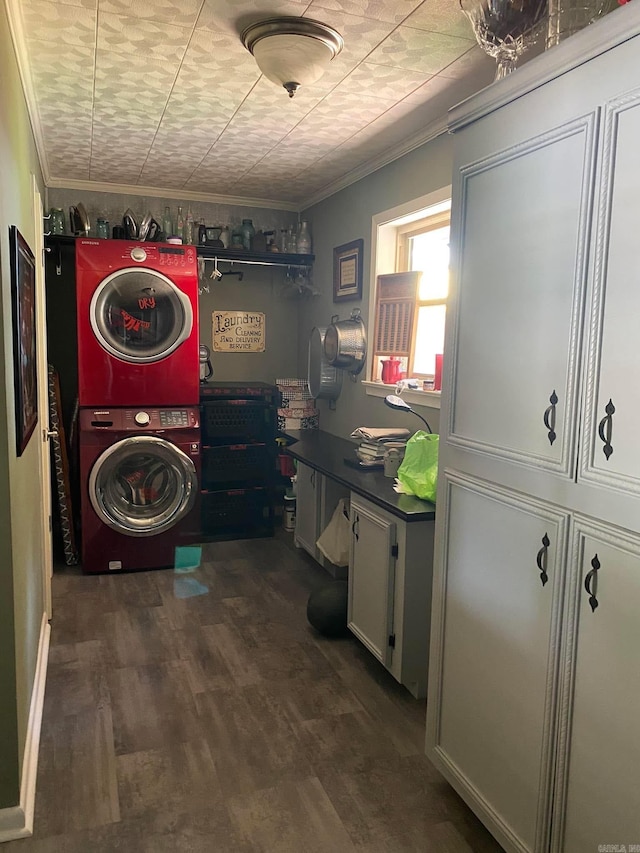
[{"left": 242, "top": 18, "right": 343, "bottom": 97}]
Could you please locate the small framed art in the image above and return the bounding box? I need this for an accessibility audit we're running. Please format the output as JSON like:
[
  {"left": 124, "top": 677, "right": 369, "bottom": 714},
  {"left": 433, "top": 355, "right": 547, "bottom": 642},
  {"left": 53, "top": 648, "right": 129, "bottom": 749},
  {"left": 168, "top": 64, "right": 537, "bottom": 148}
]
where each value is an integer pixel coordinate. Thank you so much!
[{"left": 333, "top": 238, "right": 363, "bottom": 303}]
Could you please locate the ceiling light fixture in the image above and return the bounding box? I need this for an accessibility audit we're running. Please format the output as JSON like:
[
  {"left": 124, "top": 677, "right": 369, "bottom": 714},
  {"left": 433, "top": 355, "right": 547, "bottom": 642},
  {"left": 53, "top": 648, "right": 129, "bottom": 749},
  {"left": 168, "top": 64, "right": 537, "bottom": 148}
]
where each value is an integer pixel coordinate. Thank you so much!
[{"left": 241, "top": 17, "right": 344, "bottom": 98}]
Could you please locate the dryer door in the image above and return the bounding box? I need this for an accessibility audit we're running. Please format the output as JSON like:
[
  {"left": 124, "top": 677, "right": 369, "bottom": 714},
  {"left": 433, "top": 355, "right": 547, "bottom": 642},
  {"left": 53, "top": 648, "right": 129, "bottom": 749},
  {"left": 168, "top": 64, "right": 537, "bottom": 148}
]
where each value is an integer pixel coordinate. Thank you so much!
[
  {"left": 89, "top": 267, "right": 193, "bottom": 363},
  {"left": 88, "top": 435, "right": 197, "bottom": 537}
]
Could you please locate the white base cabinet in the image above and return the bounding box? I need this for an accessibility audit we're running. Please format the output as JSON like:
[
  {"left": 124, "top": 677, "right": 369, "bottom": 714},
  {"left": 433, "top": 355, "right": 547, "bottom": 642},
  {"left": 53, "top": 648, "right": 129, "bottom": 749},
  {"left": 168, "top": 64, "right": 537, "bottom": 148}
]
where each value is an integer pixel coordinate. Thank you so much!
[
  {"left": 426, "top": 9, "right": 640, "bottom": 853},
  {"left": 349, "top": 494, "right": 434, "bottom": 699},
  {"left": 294, "top": 461, "right": 349, "bottom": 577}
]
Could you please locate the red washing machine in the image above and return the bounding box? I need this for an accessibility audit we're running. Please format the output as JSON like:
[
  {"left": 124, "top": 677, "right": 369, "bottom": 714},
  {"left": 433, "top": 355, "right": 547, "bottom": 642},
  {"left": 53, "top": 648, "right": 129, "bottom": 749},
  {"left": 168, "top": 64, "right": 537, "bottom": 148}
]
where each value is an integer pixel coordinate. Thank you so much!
[
  {"left": 79, "top": 406, "right": 201, "bottom": 573},
  {"left": 76, "top": 239, "right": 199, "bottom": 407}
]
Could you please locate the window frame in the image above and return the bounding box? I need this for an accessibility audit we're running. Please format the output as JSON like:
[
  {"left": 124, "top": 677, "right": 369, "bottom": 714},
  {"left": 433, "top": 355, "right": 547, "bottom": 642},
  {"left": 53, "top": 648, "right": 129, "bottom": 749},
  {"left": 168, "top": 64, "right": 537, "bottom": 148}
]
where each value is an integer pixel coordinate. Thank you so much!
[
  {"left": 395, "top": 210, "right": 450, "bottom": 379},
  {"left": 365, "top": 189, "right": 452, "bottom": 404}
]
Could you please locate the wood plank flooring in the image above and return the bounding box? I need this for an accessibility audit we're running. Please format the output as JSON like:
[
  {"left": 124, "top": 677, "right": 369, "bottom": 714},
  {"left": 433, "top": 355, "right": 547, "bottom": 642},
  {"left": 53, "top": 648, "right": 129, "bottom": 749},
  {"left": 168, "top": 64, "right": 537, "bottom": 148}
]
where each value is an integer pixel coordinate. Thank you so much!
[{"left": 6, "top": 535, "right": 504, "bottom": 852}]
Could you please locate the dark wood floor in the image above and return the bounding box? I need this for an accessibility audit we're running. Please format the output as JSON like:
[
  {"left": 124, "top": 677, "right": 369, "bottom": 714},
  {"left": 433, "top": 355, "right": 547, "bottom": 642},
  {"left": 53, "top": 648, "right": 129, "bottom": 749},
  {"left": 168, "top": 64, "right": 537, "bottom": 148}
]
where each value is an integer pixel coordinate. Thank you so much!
[{"left": 6, "top": 533, "right": 504, "bottom": 853}]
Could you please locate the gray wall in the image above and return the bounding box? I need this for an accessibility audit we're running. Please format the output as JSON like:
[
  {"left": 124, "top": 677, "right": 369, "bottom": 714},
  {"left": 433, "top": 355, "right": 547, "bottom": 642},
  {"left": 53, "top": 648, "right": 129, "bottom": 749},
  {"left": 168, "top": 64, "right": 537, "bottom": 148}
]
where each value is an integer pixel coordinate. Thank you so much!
[
  {"left": 198, "top": 264, "right": 300, "bottom": 384},
  {"left": 0, "top": 2, "right": 46, "bottom": 809},
  {"left": 300, "top": 133, "right": 453, "bottom": 439}
]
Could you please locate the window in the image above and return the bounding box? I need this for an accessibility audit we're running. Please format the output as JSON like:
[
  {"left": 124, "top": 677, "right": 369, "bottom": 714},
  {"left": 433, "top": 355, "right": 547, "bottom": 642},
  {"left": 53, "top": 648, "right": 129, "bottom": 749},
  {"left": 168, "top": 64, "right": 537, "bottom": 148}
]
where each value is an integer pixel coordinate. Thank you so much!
[{"left": 371, "top": 203, "right": 450, "bottom": 384}]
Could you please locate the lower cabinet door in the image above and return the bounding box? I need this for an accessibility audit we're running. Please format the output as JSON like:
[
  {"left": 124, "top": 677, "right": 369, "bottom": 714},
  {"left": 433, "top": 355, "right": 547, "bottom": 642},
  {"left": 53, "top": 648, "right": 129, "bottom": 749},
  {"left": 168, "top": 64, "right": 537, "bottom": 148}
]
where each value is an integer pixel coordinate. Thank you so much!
[
  {"left": 554, "top": 520, "right": 640, "bottom": 852},
  {"left": 427, "top": 473, "right": 568, "bottom": 853},
  {"left": 348, "top": 495, "right": 396, "bottom": 667},
  {"left": 293, "top": 462, "right": 319, "bottom": 558}
]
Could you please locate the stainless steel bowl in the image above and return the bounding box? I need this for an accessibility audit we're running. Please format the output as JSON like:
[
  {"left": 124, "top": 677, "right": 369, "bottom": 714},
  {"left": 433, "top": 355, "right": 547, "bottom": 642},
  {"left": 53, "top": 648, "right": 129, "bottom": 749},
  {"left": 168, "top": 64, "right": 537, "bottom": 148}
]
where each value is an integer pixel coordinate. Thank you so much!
[
  {"left": 308, "top": 326, "right": 342, "bottom": 400},
  {"left": 323, "top": 308, "right": 367, "bottom": 375}
]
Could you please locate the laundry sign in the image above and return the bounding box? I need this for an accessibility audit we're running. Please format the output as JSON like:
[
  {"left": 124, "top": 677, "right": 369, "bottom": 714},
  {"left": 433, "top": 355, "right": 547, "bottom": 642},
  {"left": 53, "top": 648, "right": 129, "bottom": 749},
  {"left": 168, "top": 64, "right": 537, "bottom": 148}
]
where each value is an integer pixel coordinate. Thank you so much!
[{"left": 212, "top": 310, "right": 265, "bottom": 352}]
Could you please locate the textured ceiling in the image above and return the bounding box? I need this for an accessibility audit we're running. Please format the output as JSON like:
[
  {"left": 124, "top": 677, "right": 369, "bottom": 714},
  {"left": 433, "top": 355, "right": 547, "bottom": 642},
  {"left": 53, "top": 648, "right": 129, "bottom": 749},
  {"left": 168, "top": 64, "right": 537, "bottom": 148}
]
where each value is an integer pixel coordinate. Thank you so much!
[{"left": 12, "top": 0, "right": 497, "bottom": 208}]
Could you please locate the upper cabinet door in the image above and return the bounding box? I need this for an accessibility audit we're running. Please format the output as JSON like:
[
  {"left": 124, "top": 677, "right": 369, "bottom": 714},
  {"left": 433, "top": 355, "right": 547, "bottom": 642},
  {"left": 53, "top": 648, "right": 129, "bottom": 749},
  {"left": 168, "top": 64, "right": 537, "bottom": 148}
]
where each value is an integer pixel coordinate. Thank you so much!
[
  {"left": 447, "top": 115, "right": 597, "bottom": 478},
  {"left": 580, "top": 89, "right": 640, "bottom": 497}
]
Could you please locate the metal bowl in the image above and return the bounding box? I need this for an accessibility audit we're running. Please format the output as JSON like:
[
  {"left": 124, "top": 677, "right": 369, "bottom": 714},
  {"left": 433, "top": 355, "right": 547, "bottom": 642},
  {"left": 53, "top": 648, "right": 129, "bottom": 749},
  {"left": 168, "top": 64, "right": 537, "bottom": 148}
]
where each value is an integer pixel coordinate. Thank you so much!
[
  {"left": 308, "top": 326, "right": 342, "bottom": 400},
  {"left": 323, "top": 308, "right": 367, "bottom": 375}
]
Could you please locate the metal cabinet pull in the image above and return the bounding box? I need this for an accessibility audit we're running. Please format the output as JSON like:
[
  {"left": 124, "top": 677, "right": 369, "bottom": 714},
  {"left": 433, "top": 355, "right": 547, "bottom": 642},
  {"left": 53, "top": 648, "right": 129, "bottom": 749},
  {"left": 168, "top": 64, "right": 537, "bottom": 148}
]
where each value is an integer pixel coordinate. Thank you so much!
[
  {"left": 543, "top": 390, "right": 558, "bottom": 446},
  {"left": 584, "top": 554, "right": 600, "bottom": 612},
  {"left": 536, "top": 533, "right": 550, "bottom": 586},
  {"left": 597, "top": 399, "right": 615, "bottom": 460},
  {"left": 352, "top": 513, "right": 359, "bottom": 541}
]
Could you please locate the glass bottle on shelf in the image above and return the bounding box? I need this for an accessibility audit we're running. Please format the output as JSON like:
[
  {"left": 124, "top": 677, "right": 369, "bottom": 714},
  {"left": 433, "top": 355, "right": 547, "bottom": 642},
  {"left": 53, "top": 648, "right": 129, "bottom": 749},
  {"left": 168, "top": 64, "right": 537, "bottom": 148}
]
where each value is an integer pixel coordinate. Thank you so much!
[
  {"left": 198, "top": 218, "right": 207, "bottom": 245},
  {"left": 175, "top": 206, "right": 184, "bottom": 241},
  {"left": 219, "top": 225, "right": 230, "bottom": 248},
  {"left": 50, "top": 207, "right": 65, "bottom": 235},
  {"left": 286, "top": 226, "right": 297, "bottom": 253},
  {"left": 241, "top": 218, "right": 255, "bottom": 250},
  {"left": 184, "top": 207, "right": 194, "bottom": 245},
  {"left": 279, "top": 229, "right": 288, "bottom": 253},
  {"left": 96, "top": 217, "right": 109, "bottom": 239},
  {"left": 297, "top": 220, "right": 311, "bottom": 254},
  {"left": 162, "top": 206, "right": 173, "bottom": 239}
]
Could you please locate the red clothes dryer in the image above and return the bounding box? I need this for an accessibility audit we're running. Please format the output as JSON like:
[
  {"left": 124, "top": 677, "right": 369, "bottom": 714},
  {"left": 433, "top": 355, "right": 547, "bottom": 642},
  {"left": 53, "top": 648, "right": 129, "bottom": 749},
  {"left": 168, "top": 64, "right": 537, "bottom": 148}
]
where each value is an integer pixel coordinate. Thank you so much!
[
  {"left": 79, "top": 406, "right": 201, "bottom": 573},
  {"left": 76, "top": 239, "right": 199, "bottom": 407}
]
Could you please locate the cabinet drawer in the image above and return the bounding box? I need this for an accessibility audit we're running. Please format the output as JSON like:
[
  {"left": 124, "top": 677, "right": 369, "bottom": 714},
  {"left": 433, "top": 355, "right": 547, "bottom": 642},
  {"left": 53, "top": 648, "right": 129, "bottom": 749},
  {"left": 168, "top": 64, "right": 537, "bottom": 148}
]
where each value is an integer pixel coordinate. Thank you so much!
[
  {"left": 201, "top": 487, "right": 272, "bottom": 536},
  {"left": 202, "top": 443, "right": 271, "bottom": 488},
  {"left": 201, "top": 400, "right": 274, "bottom": 443}
]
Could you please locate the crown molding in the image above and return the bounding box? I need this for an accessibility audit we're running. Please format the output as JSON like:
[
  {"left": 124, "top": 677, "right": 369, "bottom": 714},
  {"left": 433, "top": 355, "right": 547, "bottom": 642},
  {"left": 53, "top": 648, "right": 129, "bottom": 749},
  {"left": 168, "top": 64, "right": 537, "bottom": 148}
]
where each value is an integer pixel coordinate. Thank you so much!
[
  {"left": 45, "top": 177, "right": 300, "bottom": 212},
  {"left": 5, "top": 0, "right": 51, "bottom": 184},
  {"left": 299, "top": 114, "right": 449, "bottom": 211}
]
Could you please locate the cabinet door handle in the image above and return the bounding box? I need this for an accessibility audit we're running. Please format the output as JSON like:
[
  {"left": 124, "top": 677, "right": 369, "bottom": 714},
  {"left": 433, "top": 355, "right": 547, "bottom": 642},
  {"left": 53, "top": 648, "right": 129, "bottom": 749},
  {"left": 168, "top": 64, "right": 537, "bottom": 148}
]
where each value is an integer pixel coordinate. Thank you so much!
[
  {"left": 542, "top": 390, "right": 558, "bottom": 446},
  {"left": 597, "top": 399, "right": 615, "bottom": 460},
  {"left": 352, "top": 514, "right": 359, "bottom": 541},
  {"left": 584, "top": 554, "right": 600, "bottom": 612},
  {"left": 536, "top": 533, "right": 550, "bottom": 586}
]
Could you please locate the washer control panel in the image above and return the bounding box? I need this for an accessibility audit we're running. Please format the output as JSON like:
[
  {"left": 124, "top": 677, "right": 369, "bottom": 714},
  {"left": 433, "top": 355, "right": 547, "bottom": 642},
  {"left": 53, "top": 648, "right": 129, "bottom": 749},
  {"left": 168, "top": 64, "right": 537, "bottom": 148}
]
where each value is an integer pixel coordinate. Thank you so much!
[
  {"left": 159, "top": 410, "right": 190, "bottom": 426},
  {"left": 134, "top": 411, "right": 150, "bottom": 426}
]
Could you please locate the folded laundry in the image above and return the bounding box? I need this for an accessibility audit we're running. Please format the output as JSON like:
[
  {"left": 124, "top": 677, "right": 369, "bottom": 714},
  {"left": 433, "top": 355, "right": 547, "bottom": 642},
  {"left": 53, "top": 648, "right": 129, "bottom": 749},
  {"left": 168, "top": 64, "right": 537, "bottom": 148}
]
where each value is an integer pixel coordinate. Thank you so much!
[{"left": 350, "top": 427, "right": 412, "bottom": 441}]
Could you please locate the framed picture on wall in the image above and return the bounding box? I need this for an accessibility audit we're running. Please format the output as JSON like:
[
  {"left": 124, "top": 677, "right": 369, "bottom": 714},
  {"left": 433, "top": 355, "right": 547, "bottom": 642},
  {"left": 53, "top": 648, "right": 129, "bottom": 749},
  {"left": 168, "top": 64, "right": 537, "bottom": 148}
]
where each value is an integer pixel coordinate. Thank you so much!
[
  {"left": 333, "top": 238, "right": 363, "bottom": 302},
  {"left": 9, "top": 226, "right": 38, "bottom": 456}
]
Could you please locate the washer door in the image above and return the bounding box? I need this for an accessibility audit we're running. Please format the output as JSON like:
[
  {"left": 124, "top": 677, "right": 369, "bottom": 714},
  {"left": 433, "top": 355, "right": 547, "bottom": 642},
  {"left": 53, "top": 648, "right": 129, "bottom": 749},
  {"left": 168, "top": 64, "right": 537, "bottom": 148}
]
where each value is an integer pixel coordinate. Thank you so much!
[
  {"left": 89, "top": 267, "right": 193, "bottom": 364},
  {"left": 88, "top": 436, "right": 197, "bottom": 537}
]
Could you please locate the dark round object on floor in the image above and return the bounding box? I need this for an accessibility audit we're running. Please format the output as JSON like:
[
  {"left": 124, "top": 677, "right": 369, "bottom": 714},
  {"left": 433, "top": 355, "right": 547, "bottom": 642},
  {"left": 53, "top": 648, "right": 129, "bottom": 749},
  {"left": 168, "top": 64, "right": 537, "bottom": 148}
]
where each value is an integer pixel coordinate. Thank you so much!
[{"left": 307, "top": 581, "right": 349, "bottom": 637}]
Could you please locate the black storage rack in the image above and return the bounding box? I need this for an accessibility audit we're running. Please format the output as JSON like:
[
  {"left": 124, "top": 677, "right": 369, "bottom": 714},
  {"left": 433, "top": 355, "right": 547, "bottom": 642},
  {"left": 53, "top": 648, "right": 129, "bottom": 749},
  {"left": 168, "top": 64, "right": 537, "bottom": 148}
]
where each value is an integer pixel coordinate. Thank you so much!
[{"left": 199, "top": 382, "right": 280, "bottom": 539}]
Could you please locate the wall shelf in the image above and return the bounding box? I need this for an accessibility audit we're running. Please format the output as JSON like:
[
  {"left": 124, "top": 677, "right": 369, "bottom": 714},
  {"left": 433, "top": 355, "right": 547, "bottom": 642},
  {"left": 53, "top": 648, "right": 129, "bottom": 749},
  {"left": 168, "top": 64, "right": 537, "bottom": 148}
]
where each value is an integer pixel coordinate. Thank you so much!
[{"left": 44, "top": 235, "right": 314, "bottom": 270}]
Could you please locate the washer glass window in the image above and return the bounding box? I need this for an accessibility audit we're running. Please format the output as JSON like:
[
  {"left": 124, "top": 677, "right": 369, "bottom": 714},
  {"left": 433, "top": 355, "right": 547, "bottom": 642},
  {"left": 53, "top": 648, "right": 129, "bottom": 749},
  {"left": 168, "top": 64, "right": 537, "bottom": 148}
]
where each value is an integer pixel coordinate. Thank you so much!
[
  {"left": 90, "top": 268, "right": 193, "bottom": 363},
  {"left": 89, "top": 436, "right": 196, "bottom": 536}
]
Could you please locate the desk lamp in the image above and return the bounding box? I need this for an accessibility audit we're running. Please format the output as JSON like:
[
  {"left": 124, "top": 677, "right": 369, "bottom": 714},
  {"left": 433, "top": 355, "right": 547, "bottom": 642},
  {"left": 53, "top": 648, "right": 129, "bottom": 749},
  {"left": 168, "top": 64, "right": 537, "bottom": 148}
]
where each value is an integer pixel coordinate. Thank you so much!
[{"left": 384, "top": 395, "right": 433, "bottom": 433}]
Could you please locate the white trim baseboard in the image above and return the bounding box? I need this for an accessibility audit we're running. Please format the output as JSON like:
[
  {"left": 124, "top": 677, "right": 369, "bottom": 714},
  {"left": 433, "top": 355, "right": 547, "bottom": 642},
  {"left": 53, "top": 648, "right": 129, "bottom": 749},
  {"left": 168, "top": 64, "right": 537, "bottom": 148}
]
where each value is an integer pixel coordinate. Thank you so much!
[{"left": 0, "top": 613, "right": 50, "bottom": 844}]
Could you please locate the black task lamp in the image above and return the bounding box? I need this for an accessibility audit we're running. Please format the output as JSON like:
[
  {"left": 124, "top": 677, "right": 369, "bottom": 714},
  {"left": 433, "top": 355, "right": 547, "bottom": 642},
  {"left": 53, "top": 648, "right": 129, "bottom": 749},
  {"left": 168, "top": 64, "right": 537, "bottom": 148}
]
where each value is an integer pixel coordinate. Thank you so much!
[{"left": 384, "top": 395, "right": 433, "bottom": 433}]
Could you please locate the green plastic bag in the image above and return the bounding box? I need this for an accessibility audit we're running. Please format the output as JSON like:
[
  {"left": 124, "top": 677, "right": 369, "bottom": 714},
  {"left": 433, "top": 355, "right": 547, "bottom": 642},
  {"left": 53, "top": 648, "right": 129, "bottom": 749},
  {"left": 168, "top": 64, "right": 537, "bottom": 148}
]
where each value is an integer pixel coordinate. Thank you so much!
[{"left": 396, "top": 431, "right": 439, "bottom": 503}]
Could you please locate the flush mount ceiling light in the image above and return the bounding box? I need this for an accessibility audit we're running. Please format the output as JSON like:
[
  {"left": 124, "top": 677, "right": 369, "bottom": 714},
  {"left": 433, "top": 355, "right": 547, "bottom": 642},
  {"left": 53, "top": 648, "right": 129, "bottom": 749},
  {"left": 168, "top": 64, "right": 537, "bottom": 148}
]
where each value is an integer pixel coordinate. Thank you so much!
[{"left": 241, "top": 17, "right": 344, "bottom": 98}]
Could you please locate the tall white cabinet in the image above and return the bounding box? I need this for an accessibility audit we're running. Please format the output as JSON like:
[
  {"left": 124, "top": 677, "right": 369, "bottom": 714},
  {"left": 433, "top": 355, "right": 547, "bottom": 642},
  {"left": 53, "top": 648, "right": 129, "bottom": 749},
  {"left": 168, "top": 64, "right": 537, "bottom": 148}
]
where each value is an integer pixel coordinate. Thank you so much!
[{"left": 426, "top": 9, "right": 640, "bottom": 853}]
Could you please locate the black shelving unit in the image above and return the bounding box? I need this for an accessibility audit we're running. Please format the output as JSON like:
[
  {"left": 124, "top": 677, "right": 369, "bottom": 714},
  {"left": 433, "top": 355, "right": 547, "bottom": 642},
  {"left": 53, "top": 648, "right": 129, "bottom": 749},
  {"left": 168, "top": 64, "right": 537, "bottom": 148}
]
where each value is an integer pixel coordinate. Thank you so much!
[{"left": 199, "top": 382, "right": 280, "bottom": 540}]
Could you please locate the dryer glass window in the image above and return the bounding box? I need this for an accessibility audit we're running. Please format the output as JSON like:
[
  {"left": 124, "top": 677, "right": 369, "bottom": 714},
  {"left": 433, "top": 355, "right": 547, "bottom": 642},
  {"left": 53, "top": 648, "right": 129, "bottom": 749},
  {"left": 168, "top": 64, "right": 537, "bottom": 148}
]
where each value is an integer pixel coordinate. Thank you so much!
[
  {"left": 89, "top": 437, "right": 196, "bottom": 536},
  {"left": 91, "top": 269, "right": 192, "bottom": 363}
]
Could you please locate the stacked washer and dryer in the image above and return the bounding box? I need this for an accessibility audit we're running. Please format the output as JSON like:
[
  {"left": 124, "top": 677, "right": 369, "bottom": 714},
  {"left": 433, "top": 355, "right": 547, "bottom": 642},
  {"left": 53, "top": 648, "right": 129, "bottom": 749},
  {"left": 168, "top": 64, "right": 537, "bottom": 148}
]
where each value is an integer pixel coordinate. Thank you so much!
[{"left": 76, "top": 240, "right": 201, "bottom": 573}]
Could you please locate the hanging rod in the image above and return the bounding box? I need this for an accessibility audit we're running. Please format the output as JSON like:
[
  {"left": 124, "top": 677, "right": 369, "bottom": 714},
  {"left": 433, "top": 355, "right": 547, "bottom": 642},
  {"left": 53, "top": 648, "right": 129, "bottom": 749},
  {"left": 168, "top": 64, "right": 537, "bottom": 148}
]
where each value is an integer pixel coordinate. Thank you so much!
[{"left": 202, "top": 255, "right": 311, "bottom": 271}]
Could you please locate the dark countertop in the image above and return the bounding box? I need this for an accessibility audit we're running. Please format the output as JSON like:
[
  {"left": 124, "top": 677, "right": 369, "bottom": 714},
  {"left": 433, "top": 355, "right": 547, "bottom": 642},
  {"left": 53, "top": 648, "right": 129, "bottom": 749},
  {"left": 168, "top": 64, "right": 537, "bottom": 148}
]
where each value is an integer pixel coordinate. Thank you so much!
[{"left": 285, "top": 430, "right": 435, "bottom": 523}]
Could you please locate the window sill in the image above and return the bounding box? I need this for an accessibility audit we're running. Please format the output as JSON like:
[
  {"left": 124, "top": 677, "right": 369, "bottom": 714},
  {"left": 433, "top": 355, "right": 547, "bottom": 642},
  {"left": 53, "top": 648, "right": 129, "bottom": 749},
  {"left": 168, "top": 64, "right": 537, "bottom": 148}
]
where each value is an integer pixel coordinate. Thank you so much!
[{"left": 362, "top": 381, "right": 441, "bottom": 410}]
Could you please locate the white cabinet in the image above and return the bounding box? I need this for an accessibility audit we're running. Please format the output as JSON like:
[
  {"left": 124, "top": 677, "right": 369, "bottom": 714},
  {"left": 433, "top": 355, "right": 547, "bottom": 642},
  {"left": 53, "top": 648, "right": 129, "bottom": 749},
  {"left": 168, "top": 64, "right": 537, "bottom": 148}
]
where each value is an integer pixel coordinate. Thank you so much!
[
  {"left": 294, "top": 461, "right": 350, "bottom": 577},
  {"left": 554, "top": 520, "right": 640, "bottom": 853},
  {"left": 427, "top": 10, "right": 640, "bottom": 853},
  {"left": 429, "top": 474, "right": 567, "bottom": 852},
  {"left": 293, "top": 461, "right": 320, "bottom": 558},
  {"left": 349, "top": 493, "right": 434, "bottom": 699}
]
